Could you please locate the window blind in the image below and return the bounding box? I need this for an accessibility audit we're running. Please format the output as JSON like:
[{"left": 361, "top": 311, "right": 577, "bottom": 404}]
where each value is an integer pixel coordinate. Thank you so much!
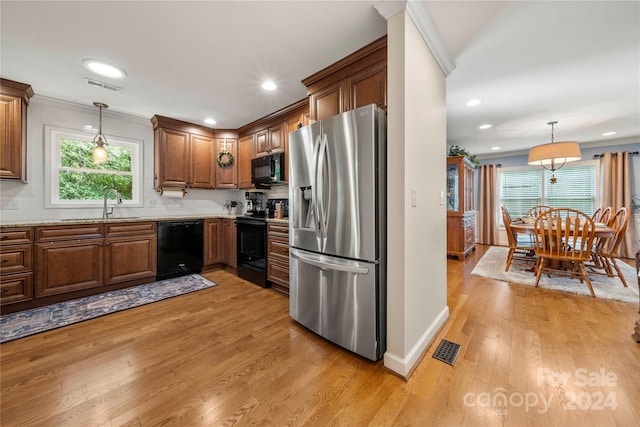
[{"left": 499, "top": 164, "right": 597, "bottom": 222}]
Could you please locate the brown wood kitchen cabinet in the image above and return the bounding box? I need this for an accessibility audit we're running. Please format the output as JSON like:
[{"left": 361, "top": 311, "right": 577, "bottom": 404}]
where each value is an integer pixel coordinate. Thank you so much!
[
  {"left": 34, "top": 222, "right": 158, "bottom": 298},
  {"left": 222, "top": 219, "right": 237, "bottom": 268},
  {"left": 204, "top": 218, "right": 237, "bottom": 269},
  {"left": 34, "top": 224, "right": 104, "bottom": 297},
  {"left": 204, "top": 219, "right": 223, "bottom": 266},
  {"left": 215, "top": 137, "right": 238, "bottom": 189},
  {"left": 267, "top": 222, "right": 290, "bottom": 296},
  {"left": 103, "top": 222, "right": 157, "bottom": 285},
  {"left": 254, "top": 123, "right": 284, "bottom": 158},
  {"left": 238, "top": 134, "right": 255, "bottom": 189},
  {"left": 0, "top": 227, "right": 34, "bottom": 305},
  {"left": 303, "top": 36, "right": 386, "bottom": 121},
  {"left": 152, "top": 115, "right": 217, "bottom": 190},
  {"left": 0, "top": 78, "right": 34, "bottom": 182}
]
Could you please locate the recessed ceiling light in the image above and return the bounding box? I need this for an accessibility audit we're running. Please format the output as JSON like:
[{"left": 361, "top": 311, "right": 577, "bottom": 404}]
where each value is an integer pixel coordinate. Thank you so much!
[
  {"left": 602, "top": 131, "right": 616, "bottom": 136},
  {"left": 262, "top": 81, "right": 277, "bottom": 91},
  {"left": 204, "top": 118, "right": 216, "bottom": 125},
  {"left": 479, "top": 124, "right": 492, "bottom": 130},
  {"left": 82, "top": 59, "right": 127, "bottom": 79},
  {"left": 466, "top": 99, "right": 482, "bottom": 107},
  {"left": 491, "top": 146, "right": 501, "bottom": 151}
]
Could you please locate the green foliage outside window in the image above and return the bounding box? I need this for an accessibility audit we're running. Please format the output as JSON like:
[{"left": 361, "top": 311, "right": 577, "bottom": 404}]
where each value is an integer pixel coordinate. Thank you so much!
[{"left": 59, "top": 138, "right": 133, "bottom": 200}]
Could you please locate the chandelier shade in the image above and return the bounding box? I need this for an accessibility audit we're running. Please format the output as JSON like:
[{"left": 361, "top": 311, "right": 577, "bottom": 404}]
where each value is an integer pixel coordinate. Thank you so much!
[{"left": 527, "top": 141, "right": 582, "bottom": 166}]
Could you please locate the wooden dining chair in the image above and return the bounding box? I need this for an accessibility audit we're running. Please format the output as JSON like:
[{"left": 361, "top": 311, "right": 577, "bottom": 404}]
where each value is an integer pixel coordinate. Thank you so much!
[
  {"left": 533, "top": 208, "right": 597, "bottom": 297},
  {"left": 589, "top": 207, "right": 630, "bottom": 287},
  {"left": 501, "top": 207, "right": 536, "bottom": 271},
  {"left": 597, "top": 206, "right": 612, "bottom": 225}
]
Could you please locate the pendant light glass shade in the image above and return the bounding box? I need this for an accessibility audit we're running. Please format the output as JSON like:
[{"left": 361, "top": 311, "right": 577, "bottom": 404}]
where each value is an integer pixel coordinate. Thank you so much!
[
  {"left": 91, "top": 140, "right": 108, "bottom": 164},
  {"left": 92, "top": 102, "right": 109, "bottom": 164}
]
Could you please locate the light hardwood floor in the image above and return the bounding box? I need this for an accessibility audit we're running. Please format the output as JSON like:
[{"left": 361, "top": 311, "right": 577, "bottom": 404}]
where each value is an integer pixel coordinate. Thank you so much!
[{"left": 1, "top": 245, "right": 639, "bottom": 426}]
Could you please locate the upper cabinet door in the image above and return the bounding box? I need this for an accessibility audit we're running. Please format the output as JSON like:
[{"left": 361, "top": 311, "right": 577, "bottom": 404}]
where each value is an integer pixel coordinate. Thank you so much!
[
  {"left": 189, "top": 134, "right": 216, "bottom": 189},
  {"left": 310, "top": 81, "right": 345, "bottom": 121},
  {"left": 254, "top": 129, "right": 269, "bottom": 157},
  {"left": 215, "top": 138, "right": 237, "bottom": 189},
  {"left": 156, "top": 128, "right": 190, "bottom": 188},
  {"left": 0, "top": 79, "right": 33, "bottom": 182},
  {"left": 238, "top": 134, "right": 255, "bottom": 189},
  {"left": 347, "top": 62, "right": 386, "bottom": 111},
  {"left": 268, "top": 123, "right": 284, "bottom": 153}
]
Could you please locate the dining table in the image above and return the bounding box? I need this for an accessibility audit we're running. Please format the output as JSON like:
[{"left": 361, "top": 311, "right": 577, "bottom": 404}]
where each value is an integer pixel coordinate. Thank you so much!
[
  {"left": 510, "top": 221, "right": 616, "bottom": 239},
  {"left": 510, "top": 220, "right": 616, "bottom": 272}
]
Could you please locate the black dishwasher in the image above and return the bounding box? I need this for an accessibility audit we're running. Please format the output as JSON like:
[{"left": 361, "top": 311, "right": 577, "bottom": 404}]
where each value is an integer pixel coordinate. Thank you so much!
[{"left": 157, "top": 220, "right": 204, "bottom": 280}]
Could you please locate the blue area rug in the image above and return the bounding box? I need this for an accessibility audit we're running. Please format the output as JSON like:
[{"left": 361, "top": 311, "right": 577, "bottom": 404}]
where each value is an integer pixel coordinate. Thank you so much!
[{"left": 0, "top": 274, "right": 217, "bottom": 343}]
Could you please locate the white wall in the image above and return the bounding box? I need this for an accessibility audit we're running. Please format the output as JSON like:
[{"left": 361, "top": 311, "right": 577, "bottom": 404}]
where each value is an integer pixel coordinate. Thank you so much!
[
  {"left": 0, "top": 97, "right": 262, "bottom": 223},
  {"left": 384, "top": 10, "right": 449, "bottom": 377}
]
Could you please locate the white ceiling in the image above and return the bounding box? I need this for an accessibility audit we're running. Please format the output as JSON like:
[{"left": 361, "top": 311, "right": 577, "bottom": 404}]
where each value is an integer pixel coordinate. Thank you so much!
[{"left": 1, "top": 1, "right": 638, "bottom": 157}]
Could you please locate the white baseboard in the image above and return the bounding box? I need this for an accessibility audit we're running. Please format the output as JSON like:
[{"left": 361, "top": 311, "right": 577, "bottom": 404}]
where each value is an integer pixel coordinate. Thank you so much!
[{"left": 383, "top": 305, "right": 450, "bottom": 378}]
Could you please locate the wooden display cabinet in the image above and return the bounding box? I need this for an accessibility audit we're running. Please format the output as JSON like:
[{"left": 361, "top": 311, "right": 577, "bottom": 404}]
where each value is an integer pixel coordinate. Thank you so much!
[{"left": 446, "top": 156, "right": 476, "bottom": 260}]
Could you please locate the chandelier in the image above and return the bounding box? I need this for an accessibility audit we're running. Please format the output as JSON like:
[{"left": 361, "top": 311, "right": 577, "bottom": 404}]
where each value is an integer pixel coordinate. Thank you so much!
[{"left": 527, "top": 121, "right": 581, "bottom": 184}]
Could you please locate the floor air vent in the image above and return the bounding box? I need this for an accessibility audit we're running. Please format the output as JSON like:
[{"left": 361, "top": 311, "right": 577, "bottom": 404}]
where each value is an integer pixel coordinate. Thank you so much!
[{"left": 432, "top": 339, "right": 461, "bottom": 366}]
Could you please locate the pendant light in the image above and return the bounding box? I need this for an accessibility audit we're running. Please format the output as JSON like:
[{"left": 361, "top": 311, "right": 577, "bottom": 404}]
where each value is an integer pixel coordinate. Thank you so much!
[
  {"left": 92, "top": 102, "right": 109, "bottom": 164},
  {"left": 527, "top": 121, "right": 581, "bottom": 184}
]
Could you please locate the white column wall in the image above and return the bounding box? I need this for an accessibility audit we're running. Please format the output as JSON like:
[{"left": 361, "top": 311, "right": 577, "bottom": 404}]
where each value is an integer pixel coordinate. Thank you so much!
[{"left": 384, "top": 10, "right": 449, "bottom": 377}]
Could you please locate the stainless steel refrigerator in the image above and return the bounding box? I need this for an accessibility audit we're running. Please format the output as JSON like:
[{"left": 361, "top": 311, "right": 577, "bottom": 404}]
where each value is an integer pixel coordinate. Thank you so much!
[{"left": 288, "top": 104, "right": 386, "bottom": 361}]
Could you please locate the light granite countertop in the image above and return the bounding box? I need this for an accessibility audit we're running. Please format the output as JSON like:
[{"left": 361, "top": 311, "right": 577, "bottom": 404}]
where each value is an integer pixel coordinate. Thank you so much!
[{"left": 0, "top": 215, "right": 288, "bottom": 228}]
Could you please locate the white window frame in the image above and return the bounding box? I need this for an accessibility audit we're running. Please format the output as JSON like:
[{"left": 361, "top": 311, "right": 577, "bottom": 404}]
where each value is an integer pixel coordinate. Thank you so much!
[
  {"left": 497, "top": 160, "right": 600, "bottom": 226},
  {"left": 44, "top": 125, "right": 143, "bottom": 208}
]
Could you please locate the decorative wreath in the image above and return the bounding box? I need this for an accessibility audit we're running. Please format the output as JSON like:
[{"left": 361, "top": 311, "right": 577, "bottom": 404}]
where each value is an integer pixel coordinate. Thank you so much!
[{"left": 216, "top": 148, "right": 233, "bottom": 167}]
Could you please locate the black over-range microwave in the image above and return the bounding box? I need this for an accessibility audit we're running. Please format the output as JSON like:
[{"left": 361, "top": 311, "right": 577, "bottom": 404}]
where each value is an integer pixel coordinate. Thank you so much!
[{"left": 251, "top": 152, "right": 286, "bottom": 188}]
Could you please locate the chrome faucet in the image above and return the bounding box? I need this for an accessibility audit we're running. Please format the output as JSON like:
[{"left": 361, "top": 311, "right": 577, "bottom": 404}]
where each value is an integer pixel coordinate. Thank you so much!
[{"left": 102, "top": 189, "right": 123, "bottom": 219}]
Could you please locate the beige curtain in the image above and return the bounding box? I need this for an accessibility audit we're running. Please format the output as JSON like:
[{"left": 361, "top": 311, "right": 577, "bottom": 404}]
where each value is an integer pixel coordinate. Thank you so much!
[
  {"left": 478, "top": 164, "right": 498, "bottom": 245},
  {"left": 600, "top": 151, "right": 637, "bottom": 258}
]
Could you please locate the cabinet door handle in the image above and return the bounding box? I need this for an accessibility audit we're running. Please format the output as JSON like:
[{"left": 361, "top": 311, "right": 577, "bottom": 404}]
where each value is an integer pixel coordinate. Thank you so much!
[
  {"left": 0, "top": 289, "right": 8, "bottom": 294},
  {"left": 1, "top": 259, "right": 8, "bottom": 263}
]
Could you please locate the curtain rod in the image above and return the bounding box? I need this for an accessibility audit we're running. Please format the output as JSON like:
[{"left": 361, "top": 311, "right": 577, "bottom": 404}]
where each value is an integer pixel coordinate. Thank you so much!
[{"left": 592, "top": 151, "right": 639, "bottom": 159}]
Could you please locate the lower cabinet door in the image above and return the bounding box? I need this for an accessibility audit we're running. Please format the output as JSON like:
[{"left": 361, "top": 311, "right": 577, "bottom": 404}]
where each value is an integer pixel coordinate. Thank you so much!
[
  {"left": 104, "top": 234, "right": 157, "bottom": 285},
  {"left": 35, "top": 239, "right": 104, "bottom": 297}
]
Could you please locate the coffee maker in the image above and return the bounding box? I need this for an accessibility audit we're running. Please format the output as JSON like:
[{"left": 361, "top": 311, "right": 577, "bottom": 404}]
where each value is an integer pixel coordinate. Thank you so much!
[{"left": 244, "top": 191, "right": 266, "bottom": 217}]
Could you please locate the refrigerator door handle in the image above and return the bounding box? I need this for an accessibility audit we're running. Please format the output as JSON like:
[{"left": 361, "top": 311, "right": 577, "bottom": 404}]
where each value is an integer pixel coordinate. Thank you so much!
[
  {"left": 315, "top": 133, "right": 329, "bottom": 240},
  {"left": 291, "top": 249, "right": 370, "bottom": 275},
  {"left": 312, "top": 134, "right": 322, "bottom": 239}
]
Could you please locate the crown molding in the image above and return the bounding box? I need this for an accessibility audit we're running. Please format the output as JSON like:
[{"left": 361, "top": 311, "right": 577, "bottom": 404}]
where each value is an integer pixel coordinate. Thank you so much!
[{"left": 374, "top": 1, "right": 456, "bottom": 76}]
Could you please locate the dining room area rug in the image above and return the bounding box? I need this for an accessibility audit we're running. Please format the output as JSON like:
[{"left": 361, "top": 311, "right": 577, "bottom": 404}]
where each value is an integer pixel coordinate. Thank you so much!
[
  {"left": 0, "top": 274, "right": 217, "bottom": 343},
  {"left": 471, "top": 246, "right": 639, "bottom": 304}
]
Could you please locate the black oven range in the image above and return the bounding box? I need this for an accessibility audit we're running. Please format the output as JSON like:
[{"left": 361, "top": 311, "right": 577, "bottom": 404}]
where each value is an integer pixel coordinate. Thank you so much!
[{"left": 236, "top": 216, "right": 268, "bottom": 287}]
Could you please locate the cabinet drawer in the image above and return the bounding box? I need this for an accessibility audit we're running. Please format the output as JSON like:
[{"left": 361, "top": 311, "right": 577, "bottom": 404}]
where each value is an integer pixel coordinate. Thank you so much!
[
  {"left": 0, "top": 244, "right": 33, "bottom": 274},
  {"left": 268, "top": 258, "right": 289, "bottom": 287},
  {"left": 267, "top": 223, "right": 289, "bottom": 236},
  {"left": 0, "top": 227, "right": 33, "bottom": 246},
  {"left": 268, "top": 239, "right": 289, "bottom": 261},
  {"left": 0, "top": 272, "right": 33, "bottom": 305},
  {"left": 36, "top": 224, "right": 103, "bottom": 242},
  {"left": 104, "top": 222, "right": 157, "bottom": 237}
]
